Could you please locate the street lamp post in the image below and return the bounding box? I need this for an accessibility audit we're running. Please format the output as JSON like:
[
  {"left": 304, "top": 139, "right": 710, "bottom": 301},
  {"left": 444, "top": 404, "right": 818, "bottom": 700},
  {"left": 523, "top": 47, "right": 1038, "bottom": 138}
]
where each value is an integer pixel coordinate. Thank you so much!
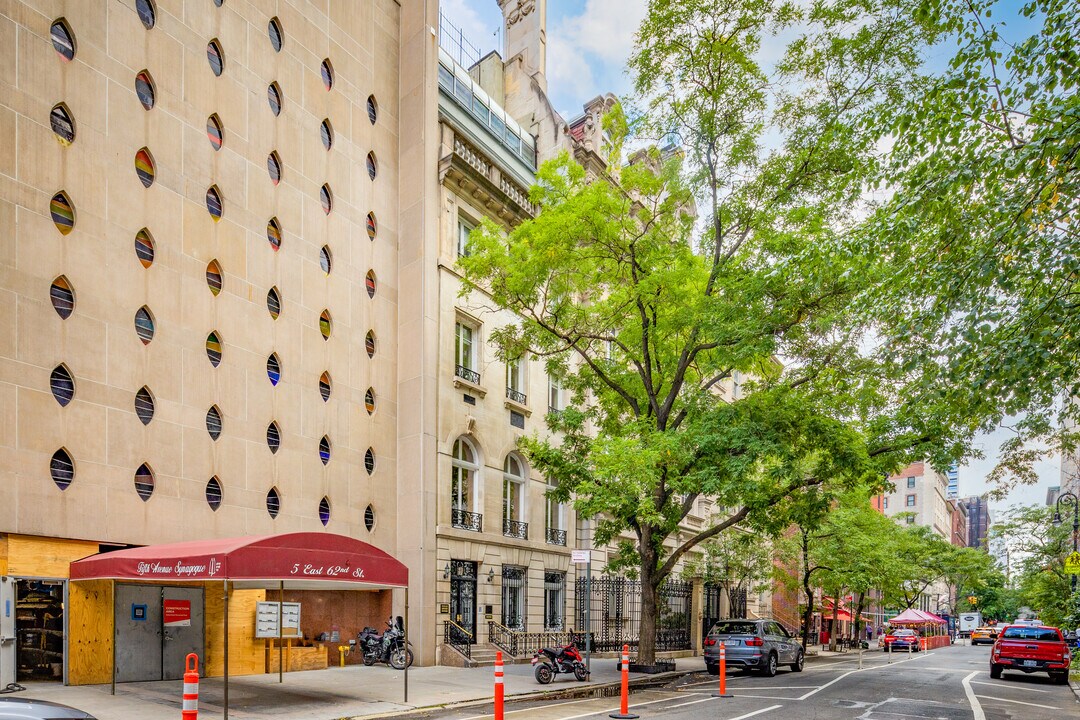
[{"left": 1052, "top": 491, "right": 1078, "bottom": 596}]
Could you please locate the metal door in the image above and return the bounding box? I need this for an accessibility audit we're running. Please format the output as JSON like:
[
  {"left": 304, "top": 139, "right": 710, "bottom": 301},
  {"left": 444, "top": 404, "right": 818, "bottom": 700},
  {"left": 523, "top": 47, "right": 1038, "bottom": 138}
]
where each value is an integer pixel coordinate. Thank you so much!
[
  {"left": 114, "top": 585, "right": 163, "bottom": 682},
  {"left": 449, "top": 561, "right": 477, "bottom": 644},
  {"left": 161, "top": 587, "right": 203, "bottom": 680},
  {"left": 0, "top": 577, "right": 14, "bottom": 687}
]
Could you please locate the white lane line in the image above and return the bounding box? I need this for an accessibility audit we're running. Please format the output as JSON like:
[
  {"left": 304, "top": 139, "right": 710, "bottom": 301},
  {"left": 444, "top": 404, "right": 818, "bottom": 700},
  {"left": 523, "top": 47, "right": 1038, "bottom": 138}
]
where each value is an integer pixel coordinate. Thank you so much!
[
  {"left": 974, "top": 695, "right": 1061, "bottom": 710},
  {"left": 968, "top": 680, "right": 1051, "bottom": 693},
  {"left": 551, "top": 693, "right": 686, "bottom": 720},
  {"left": 727, "top": 705, "right": 783, "bottom": 720},
  {"left": 665, "top": 696, "right": 718, "bottom": 709},
  {"left": 733, "top": 694, "right": 808, "bottom": 700},
  {"left": 962, "top": 671, "right": 986, "bottom": 720},
  {"left": 797, "top": 651, "right": 930, "bottom": 700}
]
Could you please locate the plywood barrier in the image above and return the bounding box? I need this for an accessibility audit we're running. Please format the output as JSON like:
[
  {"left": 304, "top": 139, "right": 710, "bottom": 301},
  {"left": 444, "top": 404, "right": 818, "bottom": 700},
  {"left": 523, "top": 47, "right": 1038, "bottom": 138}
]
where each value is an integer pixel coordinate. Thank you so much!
[
  {"left": 68, "top": 580, "right": 113, "bottom": 685},
  {"left": 267, "top": 642, "right": 329, "bottom": 672},
  {"left": 0, "top": 535, "right": 9, "bottom": 575},
  {"left": 7, "top": 535, "right": 99, "bottom": 578},
  {"left": 204, "top": 584, "right": 266, "bottom": 677}
]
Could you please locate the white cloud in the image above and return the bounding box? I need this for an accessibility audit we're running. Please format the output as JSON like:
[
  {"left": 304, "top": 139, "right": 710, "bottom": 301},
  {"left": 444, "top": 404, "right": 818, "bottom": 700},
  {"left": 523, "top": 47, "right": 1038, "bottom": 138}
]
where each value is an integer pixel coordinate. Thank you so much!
[
  {"left": 557, "top": 0, "right": 648, "bottom": 65},
  {"left": 546, "top": 0, "right": 647, "bottom": 116}
]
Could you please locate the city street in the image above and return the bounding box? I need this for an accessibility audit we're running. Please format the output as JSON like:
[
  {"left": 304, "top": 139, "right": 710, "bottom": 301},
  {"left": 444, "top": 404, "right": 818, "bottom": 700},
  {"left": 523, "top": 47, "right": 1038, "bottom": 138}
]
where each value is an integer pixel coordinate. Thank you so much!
[{"left": 424, "top": 645, "right": 1077, "bottom": 720}]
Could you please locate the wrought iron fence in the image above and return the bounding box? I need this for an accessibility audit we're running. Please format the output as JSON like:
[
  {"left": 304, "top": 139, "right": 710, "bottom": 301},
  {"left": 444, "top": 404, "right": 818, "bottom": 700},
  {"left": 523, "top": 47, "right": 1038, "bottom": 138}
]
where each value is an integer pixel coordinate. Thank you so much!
[
  {"left": 545, "top": 527, "right": 567, "bottom": 546},
  {"left": 575, "top": 576, "right": 693, "bottom": 652},
  {"left": 506, "top": 387, "right": 527, "bottom": 405},
  {"left": 502, "top": 518, "right": 528, "bottom": 539},
  {"left": 452, "top": 508, "right": 482, "bottom": 532},
  {"left": 455, "top": 364, "right": 480, "bottom": 385},
  {"left": 488, "top": 620, "right": 595, "bottom": 657},
  {"left": 444, "top": 620, "right": 473, "bottom": 659}
]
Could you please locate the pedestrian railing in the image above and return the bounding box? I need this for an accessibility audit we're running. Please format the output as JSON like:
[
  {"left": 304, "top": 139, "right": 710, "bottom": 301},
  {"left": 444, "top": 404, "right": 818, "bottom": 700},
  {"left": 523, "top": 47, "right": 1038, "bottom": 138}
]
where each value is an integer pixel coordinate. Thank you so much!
[{"left": 443, "top": 620, "right": 473, "bottom": 659}]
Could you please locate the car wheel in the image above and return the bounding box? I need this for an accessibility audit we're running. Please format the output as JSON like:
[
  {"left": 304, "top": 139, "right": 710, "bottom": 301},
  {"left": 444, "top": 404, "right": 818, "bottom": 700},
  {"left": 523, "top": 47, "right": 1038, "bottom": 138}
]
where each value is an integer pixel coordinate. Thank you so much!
[
  {"left": 790, "top": 650, "right": 804, "bottom": 672},
  {"left": 989, "top": 663, "right": 1002, "bottom": 679},
  {"left": 706, "top": 663, "right": 719, "bottom": 676},
  {"left": 1051, "top": 671, "right": 1068, "bottom": 685},
  {"left": 761, "top": 652, "right": 778, "bottom": 677}
]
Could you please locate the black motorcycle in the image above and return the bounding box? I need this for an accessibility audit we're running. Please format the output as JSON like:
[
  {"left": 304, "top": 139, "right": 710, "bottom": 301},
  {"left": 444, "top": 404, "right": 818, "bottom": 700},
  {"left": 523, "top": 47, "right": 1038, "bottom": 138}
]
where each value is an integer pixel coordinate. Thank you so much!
[{"left": 358, "top": 616, "right": 414, "bottom": 669}]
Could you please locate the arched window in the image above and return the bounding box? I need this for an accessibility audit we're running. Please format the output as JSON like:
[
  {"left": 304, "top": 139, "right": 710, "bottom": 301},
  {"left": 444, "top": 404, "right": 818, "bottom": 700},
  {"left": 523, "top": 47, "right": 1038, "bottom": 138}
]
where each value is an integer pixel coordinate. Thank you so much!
[
  {"left": 451, "top": 438, "right": 479, "bottom": 529},
  {"left": 502, "top": 454, "right": 527, "bottom": 536}
]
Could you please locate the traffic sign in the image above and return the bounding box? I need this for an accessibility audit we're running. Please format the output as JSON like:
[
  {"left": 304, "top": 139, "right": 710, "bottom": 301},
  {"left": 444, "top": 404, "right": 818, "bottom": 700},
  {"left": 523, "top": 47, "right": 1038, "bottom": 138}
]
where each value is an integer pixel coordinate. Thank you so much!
[
  {"left": 571, "top": 550, "right": 591, "bottom": 564},
  {"left": 1065, "top": 551, "right": 1080, "bottom": 575}
]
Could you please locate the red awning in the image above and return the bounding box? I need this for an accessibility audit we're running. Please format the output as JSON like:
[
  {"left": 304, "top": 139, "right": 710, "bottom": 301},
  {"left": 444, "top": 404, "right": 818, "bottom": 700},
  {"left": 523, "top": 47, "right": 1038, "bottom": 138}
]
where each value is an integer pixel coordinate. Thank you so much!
[{"left": 69, "top": 532, "right": 408, "bottom": 589}]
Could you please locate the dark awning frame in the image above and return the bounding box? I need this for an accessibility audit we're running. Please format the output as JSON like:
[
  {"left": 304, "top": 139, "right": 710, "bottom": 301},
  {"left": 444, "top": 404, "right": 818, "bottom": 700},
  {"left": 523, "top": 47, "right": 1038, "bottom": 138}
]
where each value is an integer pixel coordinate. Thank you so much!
[{"left": 70, "top": 532, "right": 411, "bottom": 718}]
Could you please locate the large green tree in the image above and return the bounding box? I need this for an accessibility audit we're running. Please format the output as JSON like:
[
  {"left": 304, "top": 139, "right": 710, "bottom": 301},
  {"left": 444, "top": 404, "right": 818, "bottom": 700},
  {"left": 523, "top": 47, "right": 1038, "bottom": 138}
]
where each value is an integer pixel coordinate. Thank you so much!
[
  {"left": 866, "top": 0, "right": 1080, "bottom": 486},
  {"left": 990, "top": 505, "right": 1077, "bottom": 626},
  {"left": 460, "top": 0, "right": 951, "bottom": 663}
]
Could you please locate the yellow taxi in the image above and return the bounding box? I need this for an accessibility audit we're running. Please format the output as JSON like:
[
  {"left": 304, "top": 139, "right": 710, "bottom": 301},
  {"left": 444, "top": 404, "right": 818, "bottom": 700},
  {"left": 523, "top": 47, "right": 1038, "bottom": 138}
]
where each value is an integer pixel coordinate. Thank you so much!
[{"left": 971, "top": 626, "right": 998, "bottom": 645}]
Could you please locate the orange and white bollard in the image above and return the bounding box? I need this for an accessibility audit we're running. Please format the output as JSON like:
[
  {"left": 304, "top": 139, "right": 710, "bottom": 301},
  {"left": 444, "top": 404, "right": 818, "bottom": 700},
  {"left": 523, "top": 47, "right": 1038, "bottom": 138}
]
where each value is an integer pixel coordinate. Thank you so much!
[
  {"left": 182, "top": 653, "right": 199, "bottom": 720},
  {"left": 494, "top": 651, "right": 504, "bottom": 720},
  {"left": 713, "top": 641, "right": 732, "bottom": 698},
  {"left": 609, "top": 644, "right": 639, "bottom": 719}
]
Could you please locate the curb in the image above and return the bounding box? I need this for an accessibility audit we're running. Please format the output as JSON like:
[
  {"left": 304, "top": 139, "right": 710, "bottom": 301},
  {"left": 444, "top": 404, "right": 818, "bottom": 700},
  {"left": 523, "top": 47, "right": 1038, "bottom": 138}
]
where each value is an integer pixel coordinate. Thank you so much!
[
  {"left": 348, "top": 669, "right": 696, "bottom": 720},
  {"left": 1070, "top": 677, "right": 1079, "bottom": 703},
  {"left": 352, "top": 652, "right": 841, "bottom": 720}
]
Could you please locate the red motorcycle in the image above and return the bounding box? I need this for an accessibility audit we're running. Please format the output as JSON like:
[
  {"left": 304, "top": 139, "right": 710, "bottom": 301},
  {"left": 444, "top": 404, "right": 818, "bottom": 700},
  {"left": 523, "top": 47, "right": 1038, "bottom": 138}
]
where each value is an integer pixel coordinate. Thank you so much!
[{"left": 532, "top": 643, "right": 588, "bottom": 683}]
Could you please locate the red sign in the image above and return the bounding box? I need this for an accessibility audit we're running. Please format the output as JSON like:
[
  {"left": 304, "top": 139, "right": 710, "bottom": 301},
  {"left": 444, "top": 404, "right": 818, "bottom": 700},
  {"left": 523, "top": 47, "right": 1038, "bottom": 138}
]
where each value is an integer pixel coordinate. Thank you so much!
[{"left": 163, "top": 599, "right": 192, "bottom": 627}]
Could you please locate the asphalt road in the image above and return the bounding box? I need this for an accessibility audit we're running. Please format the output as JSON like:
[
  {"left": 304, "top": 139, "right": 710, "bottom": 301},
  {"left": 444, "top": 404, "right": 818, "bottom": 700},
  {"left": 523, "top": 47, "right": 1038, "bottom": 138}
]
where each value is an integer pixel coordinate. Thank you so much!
[{"left": 424, "top": 644, "right": 1077, "bottom": 720}]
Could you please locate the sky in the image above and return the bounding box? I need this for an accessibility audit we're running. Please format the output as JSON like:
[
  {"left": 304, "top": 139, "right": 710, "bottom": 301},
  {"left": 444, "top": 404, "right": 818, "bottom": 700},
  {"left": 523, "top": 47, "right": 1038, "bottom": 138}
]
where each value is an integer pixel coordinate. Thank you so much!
[{"left": 439, "top": 1, "right": 1062, "bottom": 517}]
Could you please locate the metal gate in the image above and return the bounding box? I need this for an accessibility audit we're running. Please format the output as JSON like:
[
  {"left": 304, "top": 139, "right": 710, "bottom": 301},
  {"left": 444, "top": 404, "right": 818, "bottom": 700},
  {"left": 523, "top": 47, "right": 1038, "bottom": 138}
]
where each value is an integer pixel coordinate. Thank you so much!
[
  {"left": 449, "top": 561, "right": 477, "bottom": 644},
  {"left": 575, "top": 577, "right": 692, "bottom": 652},
  {"left": 703, "top": 582, "right": 723, "bottom": 639},
  {"left": 114, "top": 585, "right": 204, "bottom": 682}
]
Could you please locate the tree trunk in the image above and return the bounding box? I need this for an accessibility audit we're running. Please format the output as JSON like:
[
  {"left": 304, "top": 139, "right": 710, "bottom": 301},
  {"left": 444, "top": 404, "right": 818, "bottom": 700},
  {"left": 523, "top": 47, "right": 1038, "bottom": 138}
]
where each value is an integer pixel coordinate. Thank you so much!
[
  {"left": 638, "top": 544, "right": 660, "bottom": 665},
  {"left": 800, "top": 530, "right": 814, "bottom": 651},
  {"left": 829, "top": 588, "right": 842, "bottom": 652},
  {"left": 853, "top": 591, "right": 866, "bottom": 648}
]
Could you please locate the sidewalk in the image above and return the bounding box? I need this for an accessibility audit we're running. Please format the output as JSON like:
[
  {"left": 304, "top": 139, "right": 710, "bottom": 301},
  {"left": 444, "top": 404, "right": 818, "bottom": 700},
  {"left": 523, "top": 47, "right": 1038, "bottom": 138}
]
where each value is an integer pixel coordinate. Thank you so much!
[{"left": 10, "top": 655, "right": 708, "bottom": 720}]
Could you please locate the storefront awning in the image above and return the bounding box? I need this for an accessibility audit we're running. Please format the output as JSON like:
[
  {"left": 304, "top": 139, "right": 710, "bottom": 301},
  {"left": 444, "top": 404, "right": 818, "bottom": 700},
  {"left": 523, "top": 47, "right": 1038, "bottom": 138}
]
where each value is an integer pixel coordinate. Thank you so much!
[
  {"left": 69, "top": 532, "right": 408, "bottom": 589},
  {"left": 888, "top": 608, "right": 947, "bottom": 626}
]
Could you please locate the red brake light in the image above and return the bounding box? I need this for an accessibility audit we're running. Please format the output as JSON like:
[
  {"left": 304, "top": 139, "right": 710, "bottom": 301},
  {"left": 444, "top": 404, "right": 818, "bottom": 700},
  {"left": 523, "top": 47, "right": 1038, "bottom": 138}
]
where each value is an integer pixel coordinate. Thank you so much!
[
  {"left": 704, "top": 638, "right": 716, "bottom": 646},
  {"left": 884, "top": 635, "right": 895, "bottom": 641},
  {"left": 746, "top": 636, "right": 764, "bottom": 646}
]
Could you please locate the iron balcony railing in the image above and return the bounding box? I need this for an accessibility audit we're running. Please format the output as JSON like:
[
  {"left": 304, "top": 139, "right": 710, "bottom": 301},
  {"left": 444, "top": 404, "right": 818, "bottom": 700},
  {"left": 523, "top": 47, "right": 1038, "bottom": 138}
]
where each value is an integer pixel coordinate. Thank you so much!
[
  {"left": 546, "top": 527, "right": 567, "bottom": 546},
  {"left": 488, "top": 620, "right": 594, "bottom": 658},
  {"left": 452, "top": 508, "right": 482, "bottom": 532},
  {"left": 503, "top": 518, "right": 528, "bottom": 539},
  {"left": 443, "top": 620, "right": 473, "bottom": 659},
  {"left": 506, "top": 387, "right": 527, "bottom": 405},
  {"left": 455, "top": 364, "right": 481, "bottom": 385}
]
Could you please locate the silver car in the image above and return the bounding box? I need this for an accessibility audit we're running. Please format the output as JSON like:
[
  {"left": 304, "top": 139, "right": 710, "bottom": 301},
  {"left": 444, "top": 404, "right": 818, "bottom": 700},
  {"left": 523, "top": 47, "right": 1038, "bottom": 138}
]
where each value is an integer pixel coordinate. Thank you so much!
[
  {"left": 704, "top": 619, "right": 804, "bottom": 676},
  {"left": 0, "top": 698, "right": 97, "bottom": 719}
]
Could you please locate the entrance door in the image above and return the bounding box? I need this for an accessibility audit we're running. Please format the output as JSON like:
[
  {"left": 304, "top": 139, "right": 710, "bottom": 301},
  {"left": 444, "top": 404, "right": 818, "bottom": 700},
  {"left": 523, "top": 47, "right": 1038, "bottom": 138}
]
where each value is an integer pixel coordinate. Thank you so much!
[
  {"left": 161, "top": 587, "right": 203, "bottom": 680},
  {"left": 449, "top": 560, "right": 477, "bottom": 644},
  {"left": 115, "top": 585, "right": 163, "bottom": 682},
  {"left": 115, "top": 586, "right": 205, "bottom": 682}
]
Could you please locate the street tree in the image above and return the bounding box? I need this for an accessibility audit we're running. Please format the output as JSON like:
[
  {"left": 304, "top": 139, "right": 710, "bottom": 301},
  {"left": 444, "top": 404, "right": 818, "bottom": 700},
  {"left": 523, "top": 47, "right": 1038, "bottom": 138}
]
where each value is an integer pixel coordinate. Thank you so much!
[
  {"left": 990, "top": 505, "right": 1075, "bottom": 626},
  {"left": 686, "top": 527, "right": 774, "bottom": 616},
  {"left": 865, "top": 0, "right": 1080, "bottom": 489},
  {"left": 460, "top": 0, "right": 948, "bottom": 664}
]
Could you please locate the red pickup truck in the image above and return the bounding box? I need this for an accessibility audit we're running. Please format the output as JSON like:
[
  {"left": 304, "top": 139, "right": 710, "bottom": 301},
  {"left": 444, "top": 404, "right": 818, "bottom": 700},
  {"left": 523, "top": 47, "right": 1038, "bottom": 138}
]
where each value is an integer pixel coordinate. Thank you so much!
[{"left": 990, "top": 624, "right": 1072, "bottom": 684}]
